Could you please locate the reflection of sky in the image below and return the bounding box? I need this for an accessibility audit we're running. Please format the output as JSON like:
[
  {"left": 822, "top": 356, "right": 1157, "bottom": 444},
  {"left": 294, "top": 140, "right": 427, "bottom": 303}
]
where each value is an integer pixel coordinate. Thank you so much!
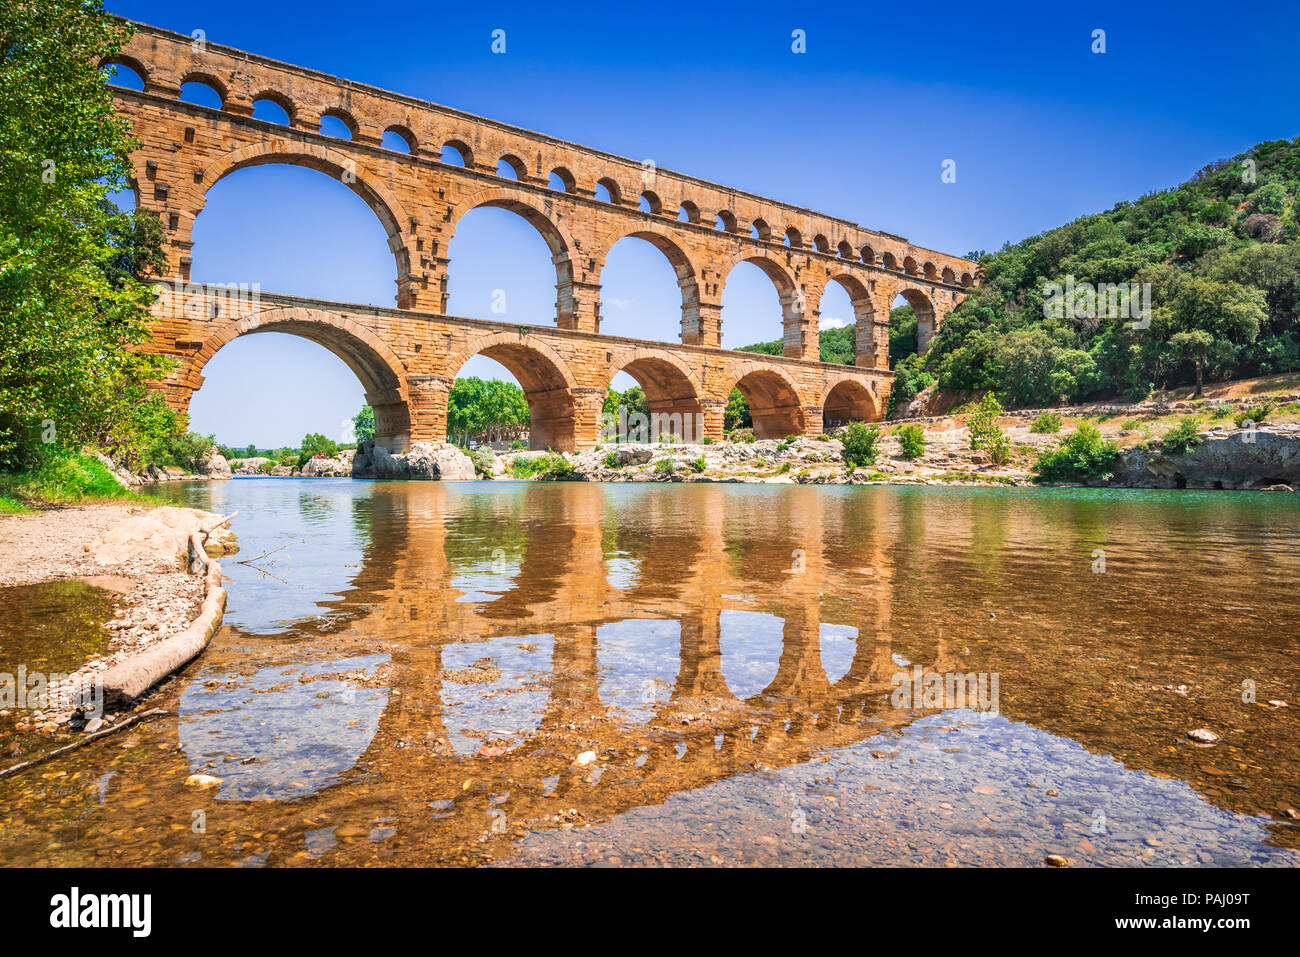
[
  {"left": 440, "top": 635, "right": 554, "bottom": 754},
  {"left": 149, "top": 478, "right": 371, "bottom": 634},
  {"left": 819, "top": 624, "right": 858, "bottom": 685},
  {"left": 596, "top": 619, "right": 680, "bottom": 723},
  {"left": 719, "top": 610, "right": 783, "bottom": 700},
  {"left": 178, "top": 653, "right": 389, "bottom": 801},
  {"left": 604, "top": 555, "right": 640, "bottom": 591},
  {"left": 502, "top": 713, "right": 1300, "bottom": 867},
  {"left": 450, "top": 557, "right": 519, "bottom": 603}
]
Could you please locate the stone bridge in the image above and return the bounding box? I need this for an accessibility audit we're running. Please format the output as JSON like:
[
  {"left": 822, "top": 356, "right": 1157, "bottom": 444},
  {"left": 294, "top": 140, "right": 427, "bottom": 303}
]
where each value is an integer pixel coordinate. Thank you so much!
[{"left": 108, "top": 18, "right": 976, "bottom": 450}]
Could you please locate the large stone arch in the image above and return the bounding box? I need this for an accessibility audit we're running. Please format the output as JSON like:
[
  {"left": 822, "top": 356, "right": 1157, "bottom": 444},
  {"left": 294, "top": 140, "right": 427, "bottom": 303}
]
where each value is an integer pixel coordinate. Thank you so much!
[
  {"left": 185, "top": 141, "right": 416, "bottom": 304},
  {"left": 596, "top": 228, "right": 702, "bottom": 344},
  {"left": 720, "top": 254, "right": 808, "bottom": 357},
  {"left": 179, "top": 305, "right": 412, "bottom": 451},
  {"left": 893, "top": 284, "right": 938, "bottom": 354},
  {"left": 445, "top": 331, "right": 581, "bottom": 451},
  {"left": 448, "top": 188, "right": 588, "bottom": 329},
  {"left": 819, "top": 271, "right": 880, "bottom": 367},
  {"left": 821, "top": 376, "right": 880, "bottom": 429},
  {"left": 724, "top": 362, "right": 807, "bottom": 439},
  {"left": 604, "top": 347, "right": 706, "bottom": 443}
]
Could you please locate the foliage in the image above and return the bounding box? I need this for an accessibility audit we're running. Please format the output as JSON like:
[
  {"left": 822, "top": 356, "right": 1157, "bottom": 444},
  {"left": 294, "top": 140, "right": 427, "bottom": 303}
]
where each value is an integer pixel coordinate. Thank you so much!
[
  {"left": 653, "top": 458, "right": 676, "bottom": 474},
  {"left": 1160, "top": 415, "right": 1205, "bottom": 454},
  {"left": 1033, "top": 423, "right": 1121, "bottom": 482},
  {"left": 603, "top": 451, "right": 621, "bottom": 470},
  {"left": 690, "top": 455, "right": 706, "bottom": 472},
  {"left": 724, "top": 388, "right": 751, "bottom": 430},
  {"left": 896, "top": 424, "right": 926, "bottom": 459},
  {"left": 1030, "top": 411, "right": 1064, "bottom": 433},
  {"left": 352, "top": 405, "right": 375, "bottom": 443},
  {"left": 447, "top": 377, "right": 530, "bottom": 446},
  {"left": 510, "top": 452, "right": 573, "bottom": 480},
  {"left": 840, "top": 422, "right": 881, "bottom": 469},
  {"left": 887, "top": 353, "right": 936, "bottom": 416},
  {"left": 912, "top": 138, "right": 1300, "bottom": 405},
  {"left": 296, "top": 432, "right": 339, "bottom": 468},
  {"left": 967, "top": 393, "right": 1011, "bottom": 463},
  {"left": 0, "top": 447, "right": 144, "bottom": 509},
  {"left": 0, "top": 3, "right": 176, "bottom": 471}
]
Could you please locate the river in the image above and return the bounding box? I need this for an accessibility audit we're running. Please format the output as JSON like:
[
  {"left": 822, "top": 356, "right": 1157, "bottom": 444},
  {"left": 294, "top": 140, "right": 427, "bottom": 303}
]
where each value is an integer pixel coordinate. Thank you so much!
[{"left": 1, "top": 478, "right": 1297, "bottom": 866}]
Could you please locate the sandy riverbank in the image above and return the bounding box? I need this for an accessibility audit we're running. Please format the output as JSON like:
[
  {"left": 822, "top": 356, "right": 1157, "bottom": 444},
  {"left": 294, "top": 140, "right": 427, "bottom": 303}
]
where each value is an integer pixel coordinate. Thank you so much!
[{"left": 0, "top": 503, "right": 236, "bottom": 735}]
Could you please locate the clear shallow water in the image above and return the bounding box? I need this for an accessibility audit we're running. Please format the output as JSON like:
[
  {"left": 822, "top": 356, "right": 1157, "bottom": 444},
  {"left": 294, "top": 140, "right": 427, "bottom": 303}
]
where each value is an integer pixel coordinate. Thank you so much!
[{"left": 0, "top": 478, "right": 1297, "bottom": 866}]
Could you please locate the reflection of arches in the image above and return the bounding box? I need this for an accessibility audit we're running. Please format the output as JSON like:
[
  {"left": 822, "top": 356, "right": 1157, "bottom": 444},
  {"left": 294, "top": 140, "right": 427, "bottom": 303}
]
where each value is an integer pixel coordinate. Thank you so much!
[
  {"left": 446, "top": 333, "right": 578, "bottom": 451},
  {"left": 895, "top": 287, "right": 937, "bottom": 353},
  {"left": 182, "top": 306, "right": 411, "bottom": 450},
  {"left": 193, "top": 143, "right": 412, "bottom": 296},
  {"left": 822, "top": 378, "right": 879, "bottom": 427},
  {"left": 728, "top": 364, "right": 806, "bottom": 438},
  {"left": 599, "top": 230, "right": 701, "bottom": 342}
]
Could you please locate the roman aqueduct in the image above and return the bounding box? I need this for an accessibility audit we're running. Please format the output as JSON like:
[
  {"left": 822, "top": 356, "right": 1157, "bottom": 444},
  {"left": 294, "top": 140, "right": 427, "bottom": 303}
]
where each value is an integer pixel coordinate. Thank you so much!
[{"left": 106, "top": 19, "right": 977, "bottom": 450}]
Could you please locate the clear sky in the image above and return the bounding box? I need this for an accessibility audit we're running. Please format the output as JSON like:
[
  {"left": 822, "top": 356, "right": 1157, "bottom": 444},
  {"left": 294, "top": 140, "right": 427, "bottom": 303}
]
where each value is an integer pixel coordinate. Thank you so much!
[{"left": 105, "top": 0, "right": 1300, "bottom": 448}]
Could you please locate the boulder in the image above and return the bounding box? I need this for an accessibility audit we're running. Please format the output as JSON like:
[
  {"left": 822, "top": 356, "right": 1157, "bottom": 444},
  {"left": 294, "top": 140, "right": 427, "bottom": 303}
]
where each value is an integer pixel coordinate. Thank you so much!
[
  {"left": 196, "top": 448, "right": 232, "bottom": 480},
  {"left": 351, "top": 440, "right": 475, "bottom": 480},
  {"left": 1111, "top": 425, "right": 1300, "bottom": 489}
]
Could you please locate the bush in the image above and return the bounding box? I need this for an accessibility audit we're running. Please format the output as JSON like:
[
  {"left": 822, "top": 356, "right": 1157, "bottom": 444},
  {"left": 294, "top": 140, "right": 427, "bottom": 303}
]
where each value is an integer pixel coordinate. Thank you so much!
[
  {"left": 603, "top": 451, "right": 621, "bottom": 470},
  {"left": 511, "top": 452, "right": 573, "bottom": 480},
  {"left": 699, "top": 436, "right": 715, "bottom": 445},
  {"left": 1030, "top": 411, "right": 1063, "bottom": 434},
  {"left": 1033, "top": 423, "right": 1121, "bottom": 482},
  {"left": 967, "top": 393, "right": 1011, "bottom": 464},
  {"left": 466, "top": 446, "right": 496, "bottom": 478},
  {"left": 653, "top": 458, "right": 676, "bottom": 474},
  {"left": 896, "top": 424, "right": 926, "bottom": 459},
  {"left": 1234, "top": 400, "right": 1275, "bottom": 427},
  {"left": 1161, "top": 415, "right": 1205, "bottom": 455},
  {"left": 815, "top": 434, "right": 829, "bottom": 442},
  {"left": 1208, "top": 403, "right": 1235, "bottom": 420},
  {"left": 0, "top": 448, "right": 143, "bottom": 508},
  {"left": 841, "top": 422, "right": 881, "bottom": 469},
  {"left": 690, "top": 455, "right": 706, "bottom": 473}
]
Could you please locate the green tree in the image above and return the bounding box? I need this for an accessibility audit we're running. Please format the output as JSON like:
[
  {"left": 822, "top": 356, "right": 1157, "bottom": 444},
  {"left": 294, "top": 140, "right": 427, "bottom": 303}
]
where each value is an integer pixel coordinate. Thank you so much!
[
  {"left": 352, "top": 405, "right": 375, "bottom": 443},
  {"left": 724, "top": 388, "right": 751, "bottom": 430},
  {"left": 0, "top": 3, "right": 173, "bottom": 470}
]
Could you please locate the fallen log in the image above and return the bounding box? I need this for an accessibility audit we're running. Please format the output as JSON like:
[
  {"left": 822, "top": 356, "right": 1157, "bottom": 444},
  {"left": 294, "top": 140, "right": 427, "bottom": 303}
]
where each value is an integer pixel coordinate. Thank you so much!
[
  {"left": 99, "top": 558, "right": 227, "bottom": 708},
  {"left": 0, "top": 709, "right": 170, "bottom": 780}
]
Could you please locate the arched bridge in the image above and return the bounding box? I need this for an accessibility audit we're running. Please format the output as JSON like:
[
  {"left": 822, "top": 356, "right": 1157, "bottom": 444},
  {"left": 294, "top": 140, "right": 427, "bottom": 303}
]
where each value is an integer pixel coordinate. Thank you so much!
[{"left": 108, "top": 19, "right": 977, "bottom": 450}]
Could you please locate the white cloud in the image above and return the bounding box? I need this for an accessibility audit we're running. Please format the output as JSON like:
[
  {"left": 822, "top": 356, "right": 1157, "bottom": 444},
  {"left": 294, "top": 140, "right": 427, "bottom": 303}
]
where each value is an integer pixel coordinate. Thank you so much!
[
  {"left": 603, "top": 297, "right": 634, "bottom": 311},
  {"left": 818, "top": 316, "right": 848, "bottom": 330}
]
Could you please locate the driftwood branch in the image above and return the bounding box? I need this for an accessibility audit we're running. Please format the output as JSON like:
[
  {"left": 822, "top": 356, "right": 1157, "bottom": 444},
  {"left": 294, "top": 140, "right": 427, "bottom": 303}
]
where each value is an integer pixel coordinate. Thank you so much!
[
  {"left": 0, "top": 709, "right": 170, "bottom": 780},
  {"left": 235, "top": 538, "right": 304, "bottom": 566}
]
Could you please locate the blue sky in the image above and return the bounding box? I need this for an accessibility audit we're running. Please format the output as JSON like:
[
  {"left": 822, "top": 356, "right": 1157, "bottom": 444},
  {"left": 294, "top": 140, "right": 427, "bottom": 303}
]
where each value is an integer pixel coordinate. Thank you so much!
[{"left": 105, "top": 0, "right": 1300, "bottom": 447}]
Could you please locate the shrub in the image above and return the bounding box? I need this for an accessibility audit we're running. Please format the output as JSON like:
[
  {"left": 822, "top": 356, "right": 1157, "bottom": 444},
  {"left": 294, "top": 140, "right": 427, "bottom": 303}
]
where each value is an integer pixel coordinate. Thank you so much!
[
  {"left": 653, "top": 458, "right": 676, "bottom": 474},
  {"left": 603, "top": 451, "right": 621, "bottom": 470},
  {"left": 1033, "top": 423, "right": 1121, "bottom": 482},
  {"left": 466, "top": 447, "right": 496, "bottom": 478},
  {"left": 815, "top": 434, "right": 829, "bottom": 442},
  {"left": 896, "top": 424, "right": 926, "bottom": 459},
  {"left": 690, "top": 455, "right": 706, "bottom": 473},
  {"left": 841, "top": 422, "right": 881, "bottom": 469},
  {"left": 967, "top": 393, "right": 1011, "bottom": 464},
  {"left": 510, "top": 440, "right": 528, "bottom": 450},
  {"left": 1235, "top": 400, "right": 1275, "bottom": 427},
  {"left": 1208, "top": 403, "right": 1235, "bottom": 420},
  {"left": 512, "top": 452, "right": 573, "bottom": 480},
  {"left": 1030, "top": 411, "right": 1063, "bottom": 434},
  {"left": 1161, "top": 415, "right": 1204, "bottom": 455},
  {"left": 1120, "top": 418, "right": 1143, "bottom": 431},
  {"left": 0, "top": 449, "right": 142, "bottom": 507},
  {"left": 699, "top": 436, "right": 715, "bottom": 445}
]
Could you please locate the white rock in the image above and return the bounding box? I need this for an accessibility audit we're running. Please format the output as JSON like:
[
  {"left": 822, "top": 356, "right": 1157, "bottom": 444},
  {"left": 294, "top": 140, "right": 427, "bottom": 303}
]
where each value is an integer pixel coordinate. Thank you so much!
[
  {"left": 1187, "top": 728, "right": 1219, "bottom": 744},
  {"left": 575, "top": 750, "right": 597, "bottom": 766},
  {"left": 184, "top": 773, "right": 224, "bottom": 788}
]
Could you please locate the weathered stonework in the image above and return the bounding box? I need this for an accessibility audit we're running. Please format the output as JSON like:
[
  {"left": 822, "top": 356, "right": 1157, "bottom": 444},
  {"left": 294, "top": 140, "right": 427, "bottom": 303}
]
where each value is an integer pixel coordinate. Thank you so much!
[{"left": 108, "top": 19, "right": 976, "bottom": 451}]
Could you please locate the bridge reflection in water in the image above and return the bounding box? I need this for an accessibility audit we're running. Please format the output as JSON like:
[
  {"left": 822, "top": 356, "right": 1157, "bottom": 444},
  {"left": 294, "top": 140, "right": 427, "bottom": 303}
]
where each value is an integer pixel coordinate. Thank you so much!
[{"left": 2, "top": 481, "right": 1298, "bottom": 867}]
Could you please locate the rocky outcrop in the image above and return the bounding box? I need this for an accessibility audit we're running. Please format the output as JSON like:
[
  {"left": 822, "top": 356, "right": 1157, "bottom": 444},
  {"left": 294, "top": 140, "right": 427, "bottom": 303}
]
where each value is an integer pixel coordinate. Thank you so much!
[
  {"left": 195, "top": 448, "right": 232, "bottom": 480},
  {"left": 1110, "top": 425, "right": 1300, "bottom": 490},
  {"left": 351, "top": 440, "right": 476, "bottom": 480},
  {"left": 300, "top": 450, "right": 354, "bottom": 477}
]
